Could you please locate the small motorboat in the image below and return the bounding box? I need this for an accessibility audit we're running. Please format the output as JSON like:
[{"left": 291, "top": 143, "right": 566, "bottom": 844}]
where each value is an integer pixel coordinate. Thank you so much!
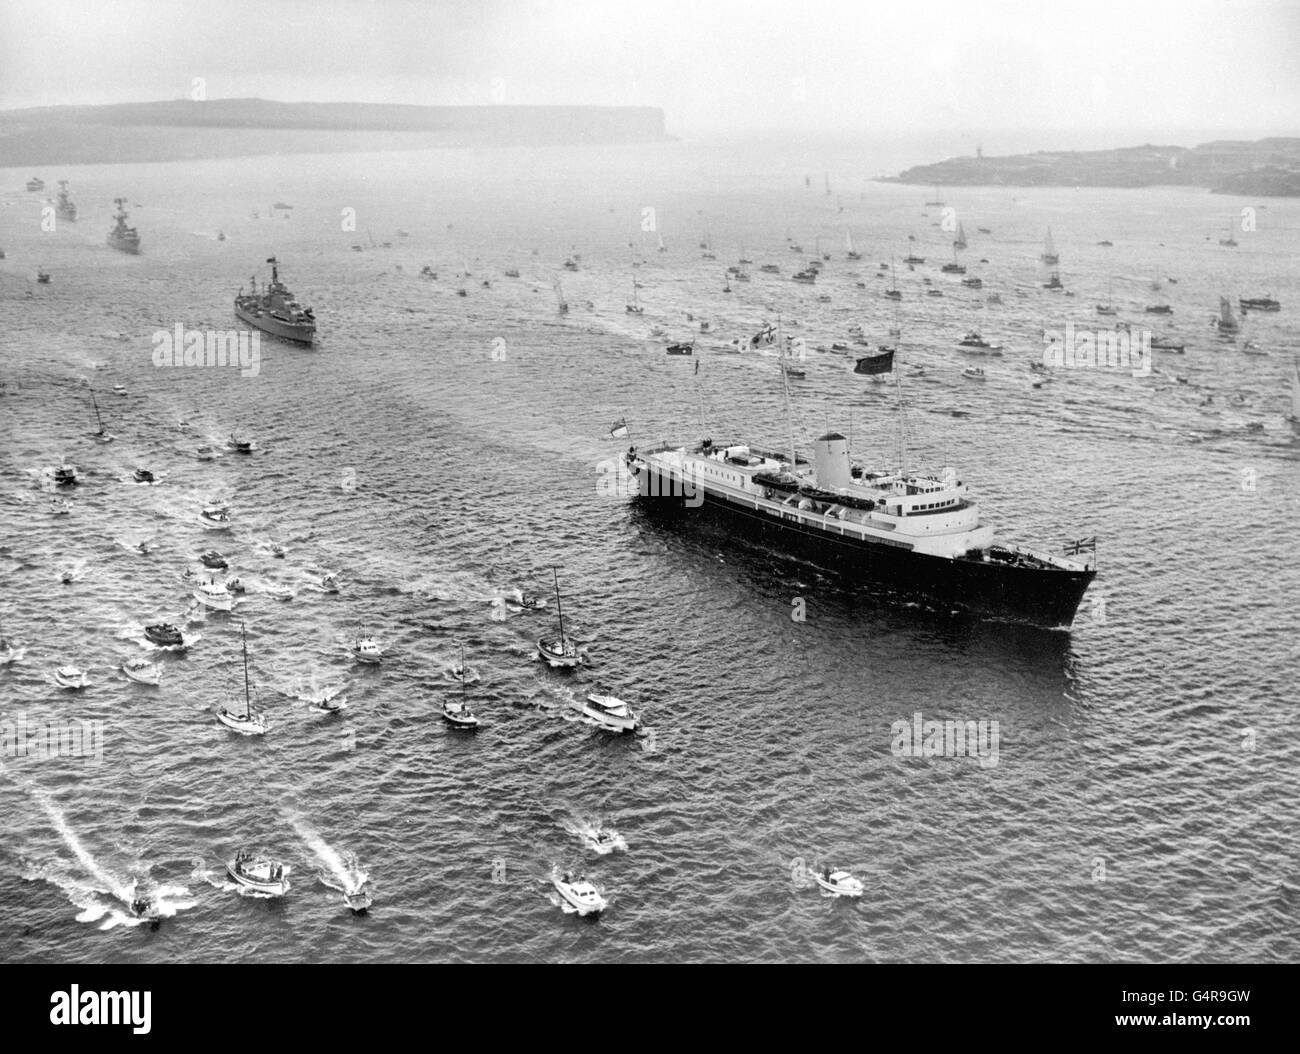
[
  {"left": 815, "top": 868, "right": 864, "bottom": 898},
  {"left": 54, "top": 665, "right": 88, "bottom": 689},
  {"left": 351, "top": 631, "right": 382, "bottom": 664},
  {"left": 320, "top": 572, "right": 341, "bottom": 594},
  {"left": 551, "top": 871, "right": 607, "bottom": 916},
  {"left": 49, "top": 498, "right": 73, "bottom": 515},
  {"left": 308, "top": 693, "right": 347, "bottom": 714},
  {"left": 226, "top": 851, "right": 290, "bottom": 896},
  {"left": 195, "top": 445, "right": 217, "bottom": 461},
  {"left": 441, "top": 698, "right": 480, "bottom": 729},
  {"left": 193, "top": 577, "right": 234, "bottom": 611},
  {"left": 344, "top": 886, "right": 373, "bottom": 913},
  {"left": 510, "top": 591, "right": 546, "bottom": 611},
  {"left": 133, "top": 468, "right": 155, "bottom": 484},
  {"left": 958, "top": 331, "right": 1003, "bottom": 352},
  {"left": 228, "top": 433, "right": 254, "bottom": 454},
  {"left": 144, "top": 622, "right": 186, "bottom": 648},
  {"left": 962, "top": 366, "right": 987, "bottom": 381},
  {"left": 581, "top": 693, "right": 640, "bottom": 733},
  {"left": 268, "top": 542, "right": 287, "bottom": 559},
  {"left": 1145, "top": 304, "right": 1173, "bottom": 315},
  {"left": 665, "top": 342, "right": 694, "bottom": 356},
  {"left": 53, "top": 463, "right": 79, "bottom": 486},
  {"left": 199, "top": 504, "right": 232, "bottom": 530},
  {"left": 59, "top": 566, "right": 76, "bottom": 584},
  {"left": 37, "top": 269, "right": 51, "bottom": 284},
  {"left": 122, "top": 658, "right": 161, "bottom": 685},
  {"left": 200, "top": 549, "right": 228, "bottom": 570}
]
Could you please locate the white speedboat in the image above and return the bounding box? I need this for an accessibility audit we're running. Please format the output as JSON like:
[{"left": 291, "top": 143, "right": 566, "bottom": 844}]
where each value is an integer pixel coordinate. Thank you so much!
[
  {"left": 814, "top": 868, "right": 864, "bottom": 898},
  {"left": 199, "top": 504, "right": 232, "bottom": 530},
  {"left": 49, "top": 498, "right": 73, "bottom": 516},
  {"left": 551, "top": 872, "right": 607, "bottom": 916},
  {"left": 122, "top": 658, "right": 161, "bottom": 685},
  {"left": 962, "top": 366, "right": 987, "bottom": 381},
  {"left": 441, "top": 697, "right": 479, "bottom": 729},
  {"left": 54, "top": 665, "right": 88, "bottom": 689},
  {"left": 193, "top": 578, "right": 234, "bottom": 610},
  {"left": 226, "top": 851, "right": 290, "bottom": 896},
  {"left": 581, "top": 693, "right": 639, "bottom": 732}
]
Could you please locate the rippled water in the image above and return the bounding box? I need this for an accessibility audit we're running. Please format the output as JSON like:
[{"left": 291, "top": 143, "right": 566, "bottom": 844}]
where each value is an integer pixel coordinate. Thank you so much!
[{"left": 1, "top": 139, "right": 1297, "bottom": 963}]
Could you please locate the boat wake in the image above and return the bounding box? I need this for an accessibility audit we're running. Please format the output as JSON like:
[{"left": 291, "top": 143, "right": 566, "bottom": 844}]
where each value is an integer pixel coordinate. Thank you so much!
[
  {"left": 24, "top": 788, "right": 196, "bottom": 925},
  {"left": 286, "top": 813, "right": 369, "bottom": 899}
]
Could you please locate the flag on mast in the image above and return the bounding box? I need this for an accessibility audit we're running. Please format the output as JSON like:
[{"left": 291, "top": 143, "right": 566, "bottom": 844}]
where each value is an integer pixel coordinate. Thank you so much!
[
  {"left": 1064, "top": 537, "right": 1096, "bottom": 555},
  {"left": 609, "top": 417, "right": 630, "bottom": 439}
]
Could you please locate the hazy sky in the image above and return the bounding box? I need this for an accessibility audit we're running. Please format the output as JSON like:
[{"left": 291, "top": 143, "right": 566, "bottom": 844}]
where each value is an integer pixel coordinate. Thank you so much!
[{"left": 2, "top": 0, "right": 1297, "bottom": 139}]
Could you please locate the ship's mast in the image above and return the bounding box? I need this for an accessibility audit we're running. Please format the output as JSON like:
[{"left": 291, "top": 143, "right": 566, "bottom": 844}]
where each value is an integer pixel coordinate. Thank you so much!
[
  {"left": 240, "top": 622, "right": 251, "bottom": 718},
  {"left": 552, "top": 567, "right": 566, "bottom": 643},
  {"left": 777, "top": 316, "right": 798, "bottom": 470}
]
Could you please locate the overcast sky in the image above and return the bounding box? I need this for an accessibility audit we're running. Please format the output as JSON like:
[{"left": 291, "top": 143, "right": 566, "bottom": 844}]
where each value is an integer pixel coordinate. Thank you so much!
[{"left": 2, "top": 0, "right": 1297, "bottom": 139}]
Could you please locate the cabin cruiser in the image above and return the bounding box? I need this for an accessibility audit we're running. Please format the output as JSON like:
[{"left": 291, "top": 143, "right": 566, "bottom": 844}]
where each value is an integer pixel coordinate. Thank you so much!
[
  {"left": 962, "top": 366, "right": 987, "bottom": 381},
  {"left": 815, "top": 867, "right": 864, "bottom": 898},
  {"left": 193, "top": 577, "right": 235, "bottom": 611},
  {"left": 551, "top": 871, "right": 607, "bottom": 916},
  {"left": 351, "top": 632, "right": 382, "bottom": 664},
  {"left": 54, "top": 665, "right": 88, "bottom": 689},
  {"left": 958, "top": 331, "right": 1002, "bottom": 352},
  {"left": 200, "top": 549, "right": 228, "bottom": 570},
  {"left": 133, "top": 468, "right": 155, "bottom": 484},
  {"left": 144, "top": 622, "right": 186, "bottom": 649},
  {"left": 228, "top": 433, "right": 254, "bottom": 454},
  {"left": 122, "top": 658, "right": 162, "bottom": 685},
  {"left": 441, "top": 698, "right": 480, "bottom": 729},
  {"left": 199, "top": 504, "right": 232, "bottom": 530},
  {"left": 320, "top": 572, "right": 341, "bottom": 593},
  {"left": 226, "top": 851, "right": 290, "bottom": 896},
  {"left": 581, "top": 693, "right": 640, "bottom": 732},
  {"left": 53, "top": 463, "right": 79, "bottom": 486}
]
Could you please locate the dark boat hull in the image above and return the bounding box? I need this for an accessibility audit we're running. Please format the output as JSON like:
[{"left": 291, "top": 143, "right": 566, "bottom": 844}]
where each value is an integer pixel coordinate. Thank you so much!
[
  {"left": 234, "top": 305, "right": 315, "bottom": 345},
  {"left": 634, "top": 463, "right": 1095, "bottom": 628}
]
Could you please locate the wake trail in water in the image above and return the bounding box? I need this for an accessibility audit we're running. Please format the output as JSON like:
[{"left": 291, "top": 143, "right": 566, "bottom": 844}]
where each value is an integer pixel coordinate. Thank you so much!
[{"left": 285, "top": 811, "right": 368, "bottom": 895}]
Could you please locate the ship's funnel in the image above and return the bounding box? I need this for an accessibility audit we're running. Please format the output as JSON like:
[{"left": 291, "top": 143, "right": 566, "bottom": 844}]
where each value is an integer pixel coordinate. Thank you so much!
[{"left": 814, "top": 432, "right": 851, "bottom": 490}]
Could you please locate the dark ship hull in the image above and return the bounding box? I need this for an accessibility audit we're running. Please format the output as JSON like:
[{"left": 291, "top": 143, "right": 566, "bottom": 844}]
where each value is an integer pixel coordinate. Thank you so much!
[
  {"left": 633, "top": 462, "right": 1095, "bottom": 628},
  {"left": 107, "top": 234, "right": 140, "bottom": 255},
  {"left": 234, "top": 302, "right": 315, "bottom": 344}
]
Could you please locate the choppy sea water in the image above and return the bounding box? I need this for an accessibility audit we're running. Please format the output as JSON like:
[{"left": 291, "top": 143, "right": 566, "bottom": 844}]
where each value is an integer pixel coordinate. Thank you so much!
[{"left": 1, "top": 138, "right": 1297, "bottom": 963}]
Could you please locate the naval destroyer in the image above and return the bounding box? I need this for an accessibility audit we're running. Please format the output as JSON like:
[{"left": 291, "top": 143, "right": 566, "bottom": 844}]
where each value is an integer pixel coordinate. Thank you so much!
[{"left": 234, "top": 257, "right": 316, "bottom": 344}]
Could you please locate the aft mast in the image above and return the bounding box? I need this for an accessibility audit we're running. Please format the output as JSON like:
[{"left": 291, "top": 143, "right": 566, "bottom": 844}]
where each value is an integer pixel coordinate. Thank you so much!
[
  {"left": 551, "top": 567, "right": 566, "bottom": 644},
  {"left": 241, "top": 622, "right": 252, "bottom": 719}
]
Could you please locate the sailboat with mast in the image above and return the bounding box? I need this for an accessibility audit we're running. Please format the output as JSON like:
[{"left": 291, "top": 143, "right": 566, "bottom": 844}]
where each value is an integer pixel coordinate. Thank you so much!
[
  {"left": 554, "top": 277, "right": 569, "bottom": 316},
  {"left": 441, "top": 642, "right": 480, "bottom": 728},
  {"left": 845, "top": 228, "right": 862, "bottom": 260},
  {"left": 89, "top": 388, "right": 114, "bottom": 442},
  {"left": 884, "top": 258, "right": 902, "bottom": 301},
  {"left": 1040, "top": 228, "right": 1059, "bottom": 265},
  {"left": 537, "top": 568, "right": 582, "bottom": 668},
  {"left": 1214, "top": 296, "right": 1240, "bottom": 334},
  {"left": 953, "top": 222, "right": 967, "bottom": 251},
  {"left": 625, "top": 278, "right": 643, "bottom": 315},
  {"left": 216, "top": 623, "right": 268, "bottom": 734},
  {"left": 625, "top": 336, "right": 1098, "bottom": 626},
  {"left": 1288, "top": 357, "right": 1300, "bottom": 423}
]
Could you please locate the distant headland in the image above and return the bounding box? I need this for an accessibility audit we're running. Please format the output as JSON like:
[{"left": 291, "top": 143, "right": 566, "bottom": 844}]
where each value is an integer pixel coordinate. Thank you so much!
[
  {"left": 0, "top": 98, "right": 670, "bottom": 166},
  {"left": 886, "top": 138, "right": 1300, "bottom": 197}
]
